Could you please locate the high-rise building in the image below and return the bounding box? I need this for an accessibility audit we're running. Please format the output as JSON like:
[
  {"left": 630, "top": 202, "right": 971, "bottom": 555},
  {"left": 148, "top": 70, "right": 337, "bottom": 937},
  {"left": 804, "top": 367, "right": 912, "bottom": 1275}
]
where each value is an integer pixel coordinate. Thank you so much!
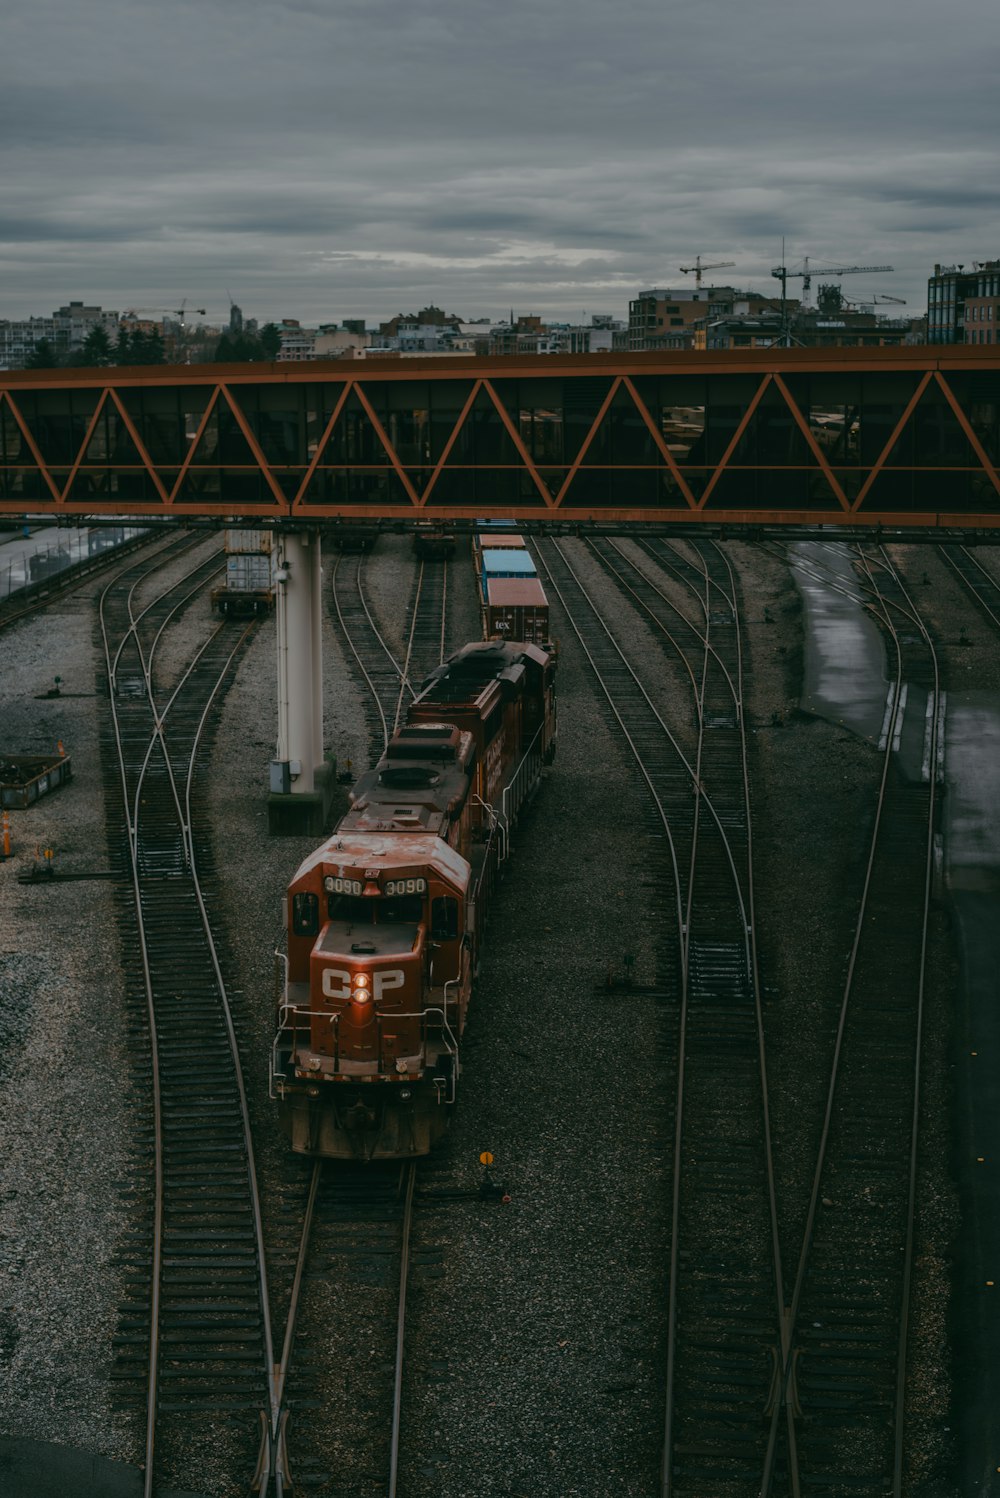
[{"left": 926, "top": 262, "right": 1000, "bottom": 344}]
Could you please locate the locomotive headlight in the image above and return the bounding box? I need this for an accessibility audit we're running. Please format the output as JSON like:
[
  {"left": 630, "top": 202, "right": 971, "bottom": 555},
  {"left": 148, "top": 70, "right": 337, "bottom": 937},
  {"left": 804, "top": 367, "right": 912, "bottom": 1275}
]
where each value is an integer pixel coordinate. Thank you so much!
[{"left": 353, "top": 972, "right": 370, "bottom": 989}]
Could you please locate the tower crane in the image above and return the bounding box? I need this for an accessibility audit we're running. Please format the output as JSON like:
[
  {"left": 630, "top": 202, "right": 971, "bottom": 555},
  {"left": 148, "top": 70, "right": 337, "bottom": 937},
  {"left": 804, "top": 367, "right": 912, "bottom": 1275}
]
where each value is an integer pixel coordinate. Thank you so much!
[
  {"left": 679, "top": 255, "right": 736, "bottom": 288},
  {"left": 121, "top": 303, "right": 208, "bottom": 324},
  {"left": 771, "top": 258, "right": 893, "bottom": 304}
]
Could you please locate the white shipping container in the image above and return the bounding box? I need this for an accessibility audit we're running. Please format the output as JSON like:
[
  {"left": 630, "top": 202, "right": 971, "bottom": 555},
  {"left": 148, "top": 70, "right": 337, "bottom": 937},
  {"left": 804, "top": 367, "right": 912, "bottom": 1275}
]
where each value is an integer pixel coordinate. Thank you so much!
[
  {"left": 225, "top": 528, "right": 274, "bottom": 556},
  {"left": 226, "top": 553, "right": 275, "bottom": 593}
]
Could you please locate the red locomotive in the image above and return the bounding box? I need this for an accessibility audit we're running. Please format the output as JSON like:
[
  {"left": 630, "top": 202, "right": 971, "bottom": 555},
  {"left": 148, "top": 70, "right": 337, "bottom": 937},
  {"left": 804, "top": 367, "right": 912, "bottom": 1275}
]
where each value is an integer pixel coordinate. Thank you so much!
[{"left": 271, "top": 640, "right": 557, "bottom": 1159}]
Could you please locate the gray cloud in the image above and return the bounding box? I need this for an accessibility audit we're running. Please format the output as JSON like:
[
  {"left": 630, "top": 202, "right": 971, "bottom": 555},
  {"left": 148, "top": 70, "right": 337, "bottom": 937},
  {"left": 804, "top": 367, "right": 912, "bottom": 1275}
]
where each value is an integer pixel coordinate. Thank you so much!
[{"left": 1, "top": 0, "right": 998, "bottom": 324}]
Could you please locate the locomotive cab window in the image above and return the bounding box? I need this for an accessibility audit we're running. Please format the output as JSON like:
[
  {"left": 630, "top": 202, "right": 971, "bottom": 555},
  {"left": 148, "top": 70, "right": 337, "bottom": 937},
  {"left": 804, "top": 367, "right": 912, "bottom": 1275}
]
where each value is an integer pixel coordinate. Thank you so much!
[
  {"left": 292, "top": 891, "right": 320, "bottom": 937},
  {"left": 431, "top": 896, "right": 459, "bottom": 941}
]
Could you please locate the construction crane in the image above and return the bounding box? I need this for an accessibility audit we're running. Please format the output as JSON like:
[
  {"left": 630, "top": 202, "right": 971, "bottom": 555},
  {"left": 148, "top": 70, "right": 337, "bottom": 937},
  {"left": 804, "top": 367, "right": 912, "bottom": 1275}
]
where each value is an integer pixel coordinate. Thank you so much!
[
  {"left": 679, "top": 255, "right": 736, "bottom": 288},
  {"left": 771, "top": 258, "right": 893, "bottom": 304},
  {"left": 122, "top": 303, "right": 208, "bottom": 324}
]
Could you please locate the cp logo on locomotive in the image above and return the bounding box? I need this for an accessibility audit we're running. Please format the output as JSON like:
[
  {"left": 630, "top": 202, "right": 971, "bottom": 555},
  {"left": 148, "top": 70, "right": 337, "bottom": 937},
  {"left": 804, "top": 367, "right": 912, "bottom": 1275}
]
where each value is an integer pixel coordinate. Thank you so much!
[{"left": 321, "top": 968, "right": 405, "bottom": 1001}]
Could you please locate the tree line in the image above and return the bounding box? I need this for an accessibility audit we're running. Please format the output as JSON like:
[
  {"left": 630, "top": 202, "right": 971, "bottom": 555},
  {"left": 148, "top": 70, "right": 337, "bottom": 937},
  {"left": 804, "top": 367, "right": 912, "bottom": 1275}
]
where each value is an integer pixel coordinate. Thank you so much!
[{"left": 25, "top": 322, "right": 283, "bottom": 369}]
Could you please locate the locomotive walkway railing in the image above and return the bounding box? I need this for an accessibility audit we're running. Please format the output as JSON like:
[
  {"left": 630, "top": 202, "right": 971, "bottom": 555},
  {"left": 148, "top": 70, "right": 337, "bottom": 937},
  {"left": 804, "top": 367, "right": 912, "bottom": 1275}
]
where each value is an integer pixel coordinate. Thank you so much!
[{"left": 1, "top": 347, "right": 998, "bottom": 530}]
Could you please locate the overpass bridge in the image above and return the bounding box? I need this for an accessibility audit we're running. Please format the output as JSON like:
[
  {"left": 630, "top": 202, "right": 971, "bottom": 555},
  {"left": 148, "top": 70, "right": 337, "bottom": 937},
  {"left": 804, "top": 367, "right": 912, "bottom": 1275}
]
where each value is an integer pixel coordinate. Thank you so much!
[
  {"left": 1, "top": 346, "right": 998, "bottom": 533},
  {"left": 4, "top": 346, "right": 997, "bottom": 830}
]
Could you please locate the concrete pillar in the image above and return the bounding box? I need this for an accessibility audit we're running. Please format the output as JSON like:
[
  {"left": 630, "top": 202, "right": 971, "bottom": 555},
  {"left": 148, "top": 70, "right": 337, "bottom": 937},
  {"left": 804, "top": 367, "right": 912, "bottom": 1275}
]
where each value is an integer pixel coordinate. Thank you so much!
[
  {"left": 270, "top": 528, "right": 334, "bottom": 834},
  {"left": 277, "top": 531, "right": 317, "bottom": 793}
]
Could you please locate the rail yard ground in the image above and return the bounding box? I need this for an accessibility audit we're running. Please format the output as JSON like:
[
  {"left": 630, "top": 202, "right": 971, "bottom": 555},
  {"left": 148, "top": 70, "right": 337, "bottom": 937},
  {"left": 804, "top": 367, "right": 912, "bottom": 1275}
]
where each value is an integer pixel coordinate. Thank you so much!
[{"left": 0, "top": 529, "right": 994, "bottom": 1495}]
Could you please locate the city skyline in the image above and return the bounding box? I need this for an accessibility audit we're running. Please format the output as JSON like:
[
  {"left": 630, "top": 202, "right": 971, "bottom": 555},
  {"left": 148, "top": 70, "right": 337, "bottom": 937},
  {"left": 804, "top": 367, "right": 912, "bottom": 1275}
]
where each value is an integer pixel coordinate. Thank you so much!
[{"left": 3, "top": 0, "right": 998, "bottom": 324}]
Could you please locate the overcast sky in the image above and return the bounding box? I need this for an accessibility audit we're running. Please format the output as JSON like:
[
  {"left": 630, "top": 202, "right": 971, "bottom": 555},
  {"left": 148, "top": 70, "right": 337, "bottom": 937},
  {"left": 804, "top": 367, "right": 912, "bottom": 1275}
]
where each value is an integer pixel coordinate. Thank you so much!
[{"left": 2, "top": 0, "right": 998, "bottom": 327}]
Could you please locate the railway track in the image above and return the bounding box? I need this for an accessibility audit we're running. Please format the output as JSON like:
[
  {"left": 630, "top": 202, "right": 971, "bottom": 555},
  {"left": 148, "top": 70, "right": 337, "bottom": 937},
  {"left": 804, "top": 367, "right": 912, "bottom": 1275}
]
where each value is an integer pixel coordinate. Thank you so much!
[
  {"left": 541, "top": 534, "right": 943, "bottom": 1494},
  {"left": 265, "top": 1160, "right": 417, "bottom": 1496},
  {"left": 939, "top": 541, "right": 1000, "bottom": 627},
  {"left": 536, "top": 535, "right": 786, "bottom": 1496},
  {"left": 756, "top": 546, "right": 942, "bottom": 1497},
  {"left": 331, "top": 546, "right": 450, "bottom": 761},
  {"left": 98, "top": 544, "right": 285, "bottom": 1495}
]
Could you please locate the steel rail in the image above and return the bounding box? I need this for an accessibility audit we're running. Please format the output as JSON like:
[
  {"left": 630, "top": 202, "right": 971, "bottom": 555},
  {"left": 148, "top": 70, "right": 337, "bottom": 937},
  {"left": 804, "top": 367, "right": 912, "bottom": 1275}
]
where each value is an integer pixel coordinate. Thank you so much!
[
  {"left": 642, "top": 541, "right": 787, "bottom": 1496},
  {"left": 98, "top": 542, "right": 236, "bottom": 1494},
  {"left": 119, "top": 557, "right": 227, "bottom": 867},
  {"left": 175, "top": 620, "right": 283, "bottom": 1495},
  {"left": 330, "top": 552, "right": 396, "bottom": 757},
  {"left": 758, "top": 543, "right": 941, "bottom": 1496},
  {"left": 940, "top": 543, "right": 1000, "bottom": 631},
  {"left": 389, "top": 1162, "right": 418, "bottom": 1498},
  {"left": 99, "top": 553, "right": 272, "bottom": 1497},
  {"left": 535, "top": 538, "right": 786, "bottom": 1494},
  {"left": 393, "top": 559, "right": 428, "bottom": 735},
  {"left": 330, "top": 547, "right": 450, "bottom": 760},
  {"left": 874, "top": 550, "right": 941, "bottom": 1498}
]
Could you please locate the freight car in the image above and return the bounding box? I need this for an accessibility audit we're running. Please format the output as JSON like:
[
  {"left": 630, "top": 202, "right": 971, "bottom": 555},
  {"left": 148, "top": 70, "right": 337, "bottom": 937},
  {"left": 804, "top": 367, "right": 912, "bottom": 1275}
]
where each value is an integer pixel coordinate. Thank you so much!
[
  {"left": 211, "top": 528, "right": 276, "bottom": 616},
  {"left": 475, "top": 535, "right": 550, "bottom": 645},
  {"left": 330, "top": 524, "right": 379, "bottom": 553},
  {"left": 412, "top": 522, "right": 457, "bottom": 559},
  {"left": 271, "top": 639, "right": 557, "bottom": 1160}
]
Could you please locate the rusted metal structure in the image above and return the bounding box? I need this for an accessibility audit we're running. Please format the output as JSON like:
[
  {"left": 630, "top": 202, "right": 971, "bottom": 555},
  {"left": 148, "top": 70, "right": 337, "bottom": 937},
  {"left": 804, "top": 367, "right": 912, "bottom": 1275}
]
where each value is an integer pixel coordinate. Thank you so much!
[{"left": 1, "top": 347, "right": 997, "bottom": 530}]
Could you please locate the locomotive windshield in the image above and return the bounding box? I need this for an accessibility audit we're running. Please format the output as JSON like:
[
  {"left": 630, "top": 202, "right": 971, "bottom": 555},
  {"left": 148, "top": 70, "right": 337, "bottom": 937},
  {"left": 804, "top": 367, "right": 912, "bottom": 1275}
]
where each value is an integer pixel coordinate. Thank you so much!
[{"left": 326, "top": 891, "right": 424, "bottom": 924}]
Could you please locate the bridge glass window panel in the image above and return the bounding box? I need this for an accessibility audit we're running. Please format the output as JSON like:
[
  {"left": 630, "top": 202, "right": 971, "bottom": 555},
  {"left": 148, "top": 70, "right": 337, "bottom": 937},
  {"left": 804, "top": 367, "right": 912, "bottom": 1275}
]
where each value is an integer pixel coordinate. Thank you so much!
[
  {"left": 708, "top": 467, "right": 835, "bottom": 511},
  {"left": 385, "top": 382, "right": 430, "bottom": 466},
  {"left": 651, "top": 377, "right": 707, "bottom": 465},
  {"left": 857, "top": 374, "right": 922, "bottom": 466},
  {"left": 938, "top": 375, "right": 1000, "bottom": 464},
  {"left": 116, "top": 388, "right": 182, "bottom": 466},
  {"left": 320, "top": 393, "right": 392, "bottom": 467},
  {"left": 659, "top": 468, "right": 692, "bottom": 506},
  {"left": 860, "top": 468, "right": 981, "bottom": 513},
  {"left": 580, "top": 385, "right": 658, "bottom": 469},
  {"left": 563, "top": 377, "right": 614, "bottom": 467},
  {"left": 561, "top": 467, "right": 610, "bottom": 507},
  {"left": 469, "top": 387, "right": 521, "bottom": 465},
  {"left": 731, "top": 384, "right": 811, "bottom": 467},
  {"left": 703, "top": 376, "right": 762, "bottom": 464},
  {"left": 783, "top": 374, "right": 862, "bottom": 467},
  {"left": 85, "top": 405, "right": 145, "bottom": 467},
  {"left": 832, "top": 469, "right": 864, "bottom": 505},
  {"left": 609, "top": 468, "right": 660, "bottom": 507},
  {"left": 535, "top": 468, "right": 564, "bottom": 501},
  {"left": 306, "top": 384, "right": 348, "bottom": 460},
  {"left": 429, "top": 383, "right": 473, "bottom": 463},
  {"left": 13, "top": 387, "right": 100, "bottom": 465},
  {"left": 511, "top": 379, "right": 564, "bottom": 464},
  {"left": 348, "top": 471, "right": 413, "bottom": 507},
  {"left": 0, "top": 466, "right": 49, "bottom": 501},
  {"left": 425, "top": 464, "right": 525, "bottom": 508},
  {"left": 897, "top": 385, "right": 975, "bottom": 468},
  {"left": 233, "top": 383, "right": 305, "bottom": 466},
  {"left": 66, "top": 468, "right": 158, "bottom": 504},
  {"left": 0, "top": 403, "right": 25, "bottom": 465}
]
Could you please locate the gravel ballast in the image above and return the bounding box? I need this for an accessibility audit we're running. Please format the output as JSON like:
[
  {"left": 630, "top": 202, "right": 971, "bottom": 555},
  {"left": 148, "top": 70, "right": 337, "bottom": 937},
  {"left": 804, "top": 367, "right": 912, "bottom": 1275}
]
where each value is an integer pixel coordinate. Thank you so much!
[{"left": 0, "top": 529, "right": 984, "bottom": 1496}]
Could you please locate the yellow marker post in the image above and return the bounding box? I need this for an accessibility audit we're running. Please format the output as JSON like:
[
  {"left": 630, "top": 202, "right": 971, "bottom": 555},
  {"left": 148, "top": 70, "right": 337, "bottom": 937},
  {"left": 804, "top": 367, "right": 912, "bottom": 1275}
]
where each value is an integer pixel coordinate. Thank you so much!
[
  {"left": 1, "top": 810, "right": 10, "bottom": 860},
  {"left": 479, "top": 1151, "right": 494, "bottom": 1167}
]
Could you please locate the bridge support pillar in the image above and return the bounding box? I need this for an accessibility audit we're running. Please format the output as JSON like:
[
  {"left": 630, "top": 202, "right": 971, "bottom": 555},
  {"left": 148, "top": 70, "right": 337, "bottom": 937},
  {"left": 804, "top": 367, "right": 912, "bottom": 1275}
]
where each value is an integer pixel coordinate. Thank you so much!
[{"left": 268, "top": 530, "right": 335, "bottom": 835}]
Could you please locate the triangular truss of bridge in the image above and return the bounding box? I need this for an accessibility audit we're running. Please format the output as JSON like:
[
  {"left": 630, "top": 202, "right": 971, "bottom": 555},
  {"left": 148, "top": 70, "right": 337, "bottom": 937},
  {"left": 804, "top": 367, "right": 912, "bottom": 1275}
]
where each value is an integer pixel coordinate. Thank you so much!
[{"left": 1, "top": 348, "right": 998, "bottom": 531}]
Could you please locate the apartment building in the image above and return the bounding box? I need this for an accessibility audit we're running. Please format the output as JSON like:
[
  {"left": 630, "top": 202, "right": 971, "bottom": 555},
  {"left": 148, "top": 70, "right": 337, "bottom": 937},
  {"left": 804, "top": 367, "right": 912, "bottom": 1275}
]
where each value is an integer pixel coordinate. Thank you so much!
[
  {"left": 958, "top": 260, "right": 1000, "bottom": 345},
  {"left": 927, "top": 261, "right": 1000, "bottom": 344},
  {"left": 0, "top": 300, "right": 119, "bottom": 368},
  {"left": 628, "top": 287, "right": 787, "bottom": 350}
]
